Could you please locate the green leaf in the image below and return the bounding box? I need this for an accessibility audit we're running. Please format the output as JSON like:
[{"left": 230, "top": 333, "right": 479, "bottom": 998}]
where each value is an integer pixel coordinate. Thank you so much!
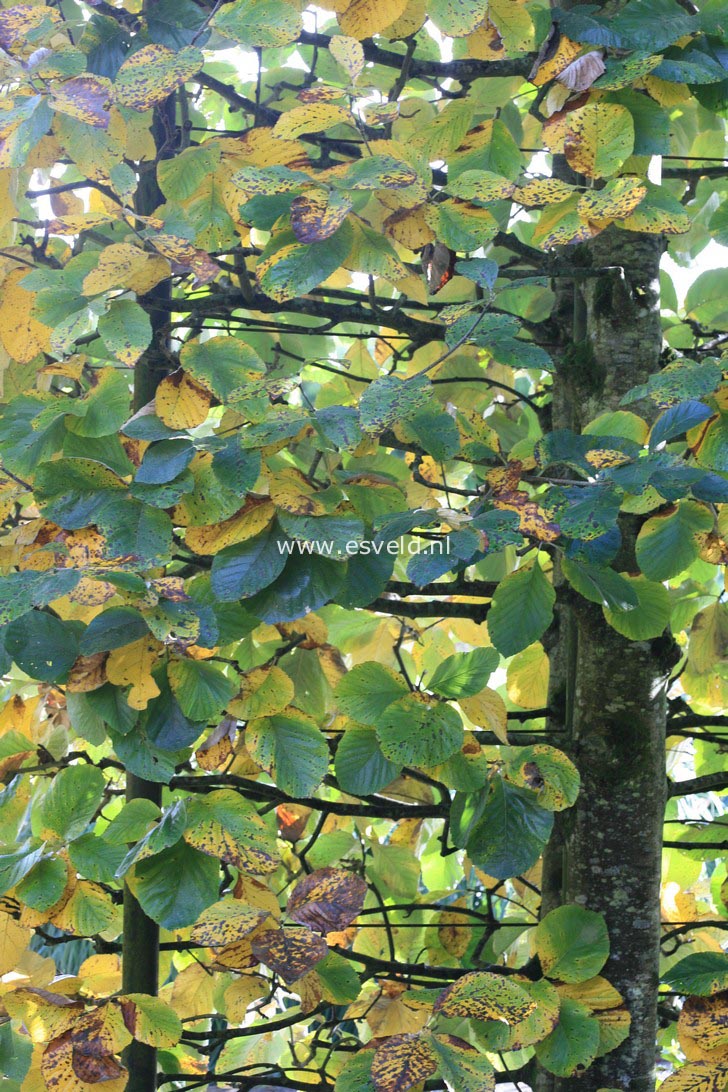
[
  {"left": 97, "top": 300, "right": 153, "bottom": 367},
  {"left": 34, "top": 458, "right": 125, "bottom": 528},
  {"left": 119, "top": 994, "right": 183, "bottom": 1048},
  {"left": 211, "top": 525, "right": 288, "bottom": 601},
  {"left": 180, "top": 336, "right": 265, "bottom": 402},
  {"left": 635, "top": 501, "right": 713, "bottom": 580},
  {"left": 0, "top": 844, "right": 45, "bottom": 898},
  {"left": 248, "top": 553, "right": 346, "bottom": 623},
  {"left": 561, "top": 559, "right": 639, "bottom": 612},
  {"left": 0, "top": 570, "right": 81, "bottom": 626},
  {"left": 426, "top": 1034, "right": 495, "bottom": 1092},
  {"left": 68, "top": 832, "right": 127, "bottom": 884},
  {"left": 135, "top": 440, "right": 196, "bottom": 485},
  {"left": 315, "top": 950, "right": 362, "bottom": 1004},
  {"left": 359, "top": 374, "right": 433, "bottom": 434},
  {"left": 184, "top": 788, "right": 279, "bottom": 875},
  {"left": 212, "top": 0, "right": 303, "bottom": 46},
  {"left": 80, "top": 607, "right": 150, "bottom": 655},
  {"left": 603, "top": 575, "right": 671, "bottom": 639},
  {"left": 504, "top": 744, "right": 580, "bottom": 812},
  {"left": 377, "top": 695, "right": 463, "bottom": 767},
  {"left": 5, "top": 611, "right": 81, "bottom": 682},
  {"left": 167, "top": 659, "right": 237, "bottom": 721},
  {"left": 428, "top": 648, "right": 500, "bottom": 699},
  {"left": 36, "top": 764, "right": 106, "bottom": 842},
  {"left": 102, "top": 799, "right": 161, "bottom": 845},
  {"left": 622, "top": 358, "right": 723, "bottom": 408},
  {"left": 158, "top": 144, "right": 222, "bottom": 201},
  {"left": 334, "top": 1051, "right": 377, "bottom": 1092},
  {"left": 535, "top": 905, "right": 610, "bottom": 983},
  {"left": 650, "top": 400, "right": 713, "bottom": 451},
  {"left": 130, "top": 840, "right": 219, "bottom": 929},
  {"left": 452, "top": 777, "right": 553, "bottom": 880},
  {"left": 257, "top": 223, "right": 353, "bottom": 303},
  {"left": 15, "top": 856, "right": 67, "bottom": 911},
  {"left": 335, "top": 663, "right": 409, "bottom": 723},
  {"left": 662, "top": 952, "right": 728, "bottom": 996},
  {"left": 534, "top": 997, "right": 601, "bottom": 1077},
  {"left": 334, "top": 726, "right": 401, "bottom": 796},
  {"left": 488, "top": 562, "right": 555, "bottom": 657},
  {"left": 246, "top": 712, "right": 328, "bottom": 797}
]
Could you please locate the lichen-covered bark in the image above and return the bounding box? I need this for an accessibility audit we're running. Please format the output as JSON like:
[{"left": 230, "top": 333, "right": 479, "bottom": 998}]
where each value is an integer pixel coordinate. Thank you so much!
[{"left": 537, "top": 230, "right": 668, "bottom": 1092}]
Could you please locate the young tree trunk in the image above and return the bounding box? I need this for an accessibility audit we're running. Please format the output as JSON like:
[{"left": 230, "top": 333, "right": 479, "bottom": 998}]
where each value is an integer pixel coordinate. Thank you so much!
[
  {"left": 122, "top": 92, "right": 175, "bottom": 1092},
  {"left": 536, "top": 230, "right": 669, "bottom": 1092}
]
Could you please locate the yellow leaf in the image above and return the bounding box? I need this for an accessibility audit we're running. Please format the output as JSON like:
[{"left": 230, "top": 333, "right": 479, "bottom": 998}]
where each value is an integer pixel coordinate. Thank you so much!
[
  {"left": 488, "top": 0, "right": 534, "bottom": 53},
  {"left": 0, "top": 268, "right": 51, "bottom": 363},
  {"left": 644, "top": 75, "right": 692, "bottom": 107},
  {"left": 191, "top": 899, "right": 271, "bottom": 948},
  {"left": 530, "top": 35, "right": 582, "bottom": 86},
  {"left": 0, "top": 910, "right": 30, "bottom": 975},
  {"left": 272, "top": 103, "right": 351, "bottom": 140},
  {"left": 50, "top": 74, "right": 112, "bottom": 129},
  {"left": 577, "top": 178, "right": 647, "bottom": 223},
  {"left": 329, "top": 34, "right": 365, "bottom": 82},
  {"left": 553, "top": 102, "right": 634, "bottom": 179},
  {"left": 114, "top": 44, "right": 203, "bottom": 111},
  {"left": 106, "top": 637, "right": 163, "bottom": 710},
  {"left": 338, "top": 0, "right": 409, "bottom": 38},
  {"left": 506, "top": 643, "right": 549, "bottom": 709},
  {"left": 383, "top": 0, "right": 426, "bottom": 36},
  {"left": 269, "top": 467, "right": 327, "bottom": 515},
  {"left": 81, "top": 244, "right": 169, "bottom": 296},
  {"left": 371, "top": 1033, "right": 437, "bottom": 1092},
  {"left": 437, "top": 898, "right": 471, "bottom": 958},
  {"left": 184, "top": 497, "right": 275, "bottom": 555},
  {"left": 170, "top": 963, "right": 216, "bottom": 1019},
  {"left": 0, "top": 693, "right": 38, "bottom": 740},
  {"left": 195, "top": 718, "right": 236, "bottom": 770},
  {"left": 5, "top": 987, "right": 82, "bottom": 1044},
  {"left": 513, "top": 178, "right": 574, "bottom": 207},
  {"left": 155, "top": 369, "right": 212, "bottom": 429},
  {"left": 228, "top": 666, "right": 295, "bottom": 720},
  {"left": 78, "top": 954, "right": 122, "bottom": 998},
  {"left": 223, "top": 975, "right": 269, "bottom": 1022},
  {"left": 41, "top": 1007, "right": 127, "bottom": 1090},
  {"left": 459, "top": 687, "right": 508, "bottom": 743},
  {"left": 678, "top": 994, "right": 728, "bottom": 1053},
  {"left": 557, "top": 976, "right": 623, "bottom": 1010}
]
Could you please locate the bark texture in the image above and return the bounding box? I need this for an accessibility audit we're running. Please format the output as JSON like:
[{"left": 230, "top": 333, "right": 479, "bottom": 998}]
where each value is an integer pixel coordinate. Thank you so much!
[{"left": 536, "top": 229, "right": 668, "bottom": 1092}]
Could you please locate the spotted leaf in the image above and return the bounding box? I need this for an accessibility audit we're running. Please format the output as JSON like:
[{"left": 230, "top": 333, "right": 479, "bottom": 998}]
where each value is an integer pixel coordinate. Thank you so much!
[
  {"left": 251, "top": 926, "right": 328, "bottom": 984},
  {"left": 287, "top": 868, "right": 367, "bottom": 933}
]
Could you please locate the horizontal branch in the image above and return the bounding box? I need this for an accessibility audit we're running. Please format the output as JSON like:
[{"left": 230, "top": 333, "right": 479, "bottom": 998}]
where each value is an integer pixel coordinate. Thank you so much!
[
  {"left": 369, "top": 597, "right": 490, "bottom": 621},
  {"left": 169, "top": 772, "right": 448, "bottom": 818},
  {"left": 385, "top": 579, "right": 497, "bottom": 598},
  {"left": 298, "top": 30, "right": 534, "bottom": 83},
  {"left": 329, "top": 944, "right": 528, "bottom": 980},
  {"left": 660, "top": 920, "right": 728, "bottom": 944},
  {"left": 668, "top": 773, "right": 728, "bottom": 798}
]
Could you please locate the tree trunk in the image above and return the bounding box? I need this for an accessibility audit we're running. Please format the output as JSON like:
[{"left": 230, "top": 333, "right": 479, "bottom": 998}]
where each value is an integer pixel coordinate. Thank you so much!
[
  {"left": 122, "top": 90, "right": 176, "bottom": 1092},
  {"left": 536, "top": 230, "right": 668, "bottom": 1092}
]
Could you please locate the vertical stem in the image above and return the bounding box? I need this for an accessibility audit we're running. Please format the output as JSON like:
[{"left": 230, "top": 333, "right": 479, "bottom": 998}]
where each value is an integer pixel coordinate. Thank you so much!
[
  {"left": 121, "top": 89, "right": 177, "bottom": 1092},
  {"left": 122, "top": 776, "right": 162, "bottom": 1092},
  {"left": 536, "top": 229, "right": 667, "bottom": 1092}
]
